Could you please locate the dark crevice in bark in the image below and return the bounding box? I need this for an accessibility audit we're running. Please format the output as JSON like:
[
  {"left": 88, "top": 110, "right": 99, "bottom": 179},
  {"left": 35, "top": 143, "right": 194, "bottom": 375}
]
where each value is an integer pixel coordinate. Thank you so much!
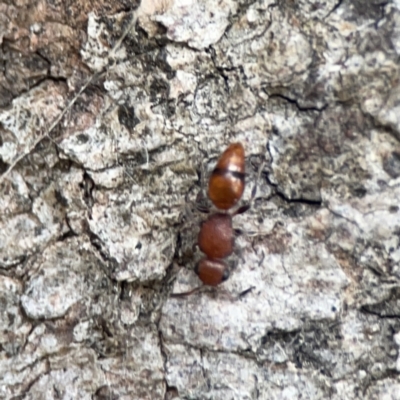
[{"left": 268, "top": 93, "right": 328, "bottom": 113}]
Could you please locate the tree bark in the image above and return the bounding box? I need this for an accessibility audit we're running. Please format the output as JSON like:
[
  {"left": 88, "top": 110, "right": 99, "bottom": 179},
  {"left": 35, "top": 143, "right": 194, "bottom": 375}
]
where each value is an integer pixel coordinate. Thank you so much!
[{"left": 1, "top": 0, "right": 400, "bottom": 399}]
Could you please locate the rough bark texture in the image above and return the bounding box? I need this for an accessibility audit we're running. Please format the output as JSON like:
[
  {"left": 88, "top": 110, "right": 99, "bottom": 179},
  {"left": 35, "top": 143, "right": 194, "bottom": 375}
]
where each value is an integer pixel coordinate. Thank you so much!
[{"left": 1, "top": 0, "right": 400, "bottom": 399}]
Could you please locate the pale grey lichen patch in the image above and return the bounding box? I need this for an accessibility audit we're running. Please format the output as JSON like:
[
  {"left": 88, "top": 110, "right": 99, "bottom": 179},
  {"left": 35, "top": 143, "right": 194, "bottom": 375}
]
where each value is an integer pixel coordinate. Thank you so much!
[
  {"left": 59, "top": 126, "right": 117, "bottom": 170},
  {"left": 0, "top": 212, "right": 61, "bottom": 268},
  {"left": 58, "top": 94, "right": 175, "bottom": 172},
  {"left": 154, "top": 0, "right": 237, "bottom": 50},
  {"left": 232, "top": 113, "right": 272, "bottom": 155},
  {"left": 88, "top": 166, "right": 125, "bottom": 189},
  {"left": 169, "top": 70, "right": 197, "bottom": 99},
  {"left": 137, "top": 0, "right": 170, "bottom": 37},
  {"left": 303, "top": 190, "right": 400, "bottom": 309},
  {"left": 324, "top": 311, "right": 397, "bottom": 397},
  {"left": 294, "top": 310, "right": 399, "bottom": 386},
  {"left": 324, "top": 186, "right": 400, "bottom": 288},
  {"left": 324, "top": 187, "right": 400, "bottom": 238},
  {"left": 194, "top": 75, "right": 229, "bottom": 121},
  {"left": 165, "top": 348, "right": 326, "bottom": 399},
  {"left": 343, "top": 45, "right": 400, "bottom": 134},
  {"left": 0, "top": 165, "right": 75, "bottom": 267},
  {"left": 164, "top": 44, "right": 197, "bottom": 71},
  {"left": 21, "top": 254, "right": 84, "bottom": 319},
  {"left": 81, "top": 12, "right": 128, "bottom": 72},
  {"left": 267, "top": 104, "right": 322, "bottom": 201},
  {"left": 267, "top": 101, "right": 391, "bottom": 202},
  {"left": 339, "top": 311, "right": 391, "bottom": 376},
  {"left": 0, "top": 80, "right": 67, "bottom": 164},
  {"left": 88, "top": 175, "right": 182, "bottom": 282},
  {"left": 214, "top": 4, "right": 312, "bottom": 88},
  {"left": 313, "top": 3, "right": 400, "bottom": 136},
  {"left": 365, "top": 379, "right": 400, "bottom": 400},
  {"left": 21, "top": 268, "right": 83, "bottom": 320},
  {"left": 20, "top": 236, "right": 111, "bottom": 319},
  {"left": 163, "top": 343, "right": 206, "bottom": 395},
  {"left": 210, "top": 353, "right": 323, "bottom": 400}
]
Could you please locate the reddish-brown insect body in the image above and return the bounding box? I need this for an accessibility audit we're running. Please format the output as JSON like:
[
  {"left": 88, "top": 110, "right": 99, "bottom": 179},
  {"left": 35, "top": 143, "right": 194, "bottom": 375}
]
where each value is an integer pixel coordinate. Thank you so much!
[
  {"left": 194, "top": 143, "right": 246, "bottom": 287},
  {"left": 195, "top": 259, "right": 229, "bottom": 286},
  {"left": 198, "top": 213, "right": 233, "bottom": 259},
  {"left": 208, "top": 143, "right": 245, "bottom": 210}
]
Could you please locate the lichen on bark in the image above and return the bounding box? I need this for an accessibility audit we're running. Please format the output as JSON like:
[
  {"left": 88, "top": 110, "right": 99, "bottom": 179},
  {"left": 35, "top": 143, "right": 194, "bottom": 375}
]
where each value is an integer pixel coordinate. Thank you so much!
[{"left": 1, "top": 0, "right": 400, "bottom": 399}]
